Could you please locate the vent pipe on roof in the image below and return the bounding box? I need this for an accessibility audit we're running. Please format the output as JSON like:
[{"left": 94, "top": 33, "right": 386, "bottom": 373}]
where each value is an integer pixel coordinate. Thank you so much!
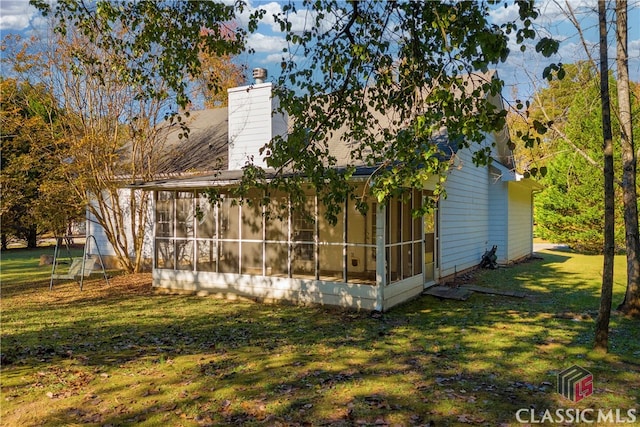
[{"left": 252, "top": 67, "right": 267, "bottom": 84}]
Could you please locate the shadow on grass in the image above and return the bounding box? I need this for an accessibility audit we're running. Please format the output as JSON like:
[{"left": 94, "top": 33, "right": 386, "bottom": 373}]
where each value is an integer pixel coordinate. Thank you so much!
[{"left": 2, "top": 250, "right": 639, "bottom": 426}]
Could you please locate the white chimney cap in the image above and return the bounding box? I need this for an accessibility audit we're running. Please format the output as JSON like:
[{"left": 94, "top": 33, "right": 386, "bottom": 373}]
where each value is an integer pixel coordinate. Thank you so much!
[{"left": 252, "top": 68, "right": 268, "bottom": 84}]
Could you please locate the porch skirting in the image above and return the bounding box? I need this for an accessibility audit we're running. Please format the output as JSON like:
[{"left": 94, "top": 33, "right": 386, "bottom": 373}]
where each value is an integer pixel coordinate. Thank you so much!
[{"left": 153, "top": 269, "right": 426, "bottom": 311}]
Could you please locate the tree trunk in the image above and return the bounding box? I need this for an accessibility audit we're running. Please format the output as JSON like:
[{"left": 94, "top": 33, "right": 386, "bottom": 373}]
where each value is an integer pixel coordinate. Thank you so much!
[
  {"left": 594, "top": 0, "right": 616, "bottom": 352},
  {"left": 614, "top": 0, "right": 640, "bottom": 317},
  {"left": 26, "top": 227, "right": 38, "bottom": 249}
]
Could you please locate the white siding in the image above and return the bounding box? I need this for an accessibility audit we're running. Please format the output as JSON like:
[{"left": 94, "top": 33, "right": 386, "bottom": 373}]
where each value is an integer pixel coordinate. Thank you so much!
[
  {"left": 227, "top": 83, "right": 287, "bottom": 170},
  {"left": 488, "top": 167, "right": 508, "bottom": 264},
  {"left": 87, "top": 208, "right": 115, "bottom": 256},
  {"left": 87, "top": 189, "right": 154, "bottom": 262},
  {"left": 507, "top": 183, "right": 534, "bottom": 261},
  {"left": 438, "top": 149, "right": 492, "bottom": 278}
]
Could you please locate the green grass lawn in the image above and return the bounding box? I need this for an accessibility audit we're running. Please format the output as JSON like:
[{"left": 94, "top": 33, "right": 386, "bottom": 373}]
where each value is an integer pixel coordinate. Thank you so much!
[{"left": 1, "top": 248, "right": 638, "bottom": 426}]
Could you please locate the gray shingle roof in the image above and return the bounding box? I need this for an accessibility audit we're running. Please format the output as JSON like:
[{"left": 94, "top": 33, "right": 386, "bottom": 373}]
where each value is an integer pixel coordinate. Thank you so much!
[
  {"left": 137, "top": 70, "right": 510, "bottom": 187},
  {"left": 154, "top": 108, "right": 228, "bottom": 176}
]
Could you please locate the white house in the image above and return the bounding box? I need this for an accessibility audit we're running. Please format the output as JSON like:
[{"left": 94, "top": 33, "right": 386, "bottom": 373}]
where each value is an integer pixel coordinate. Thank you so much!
[{"left": 90, "top": 71, "right": 539, "bottom": 311}]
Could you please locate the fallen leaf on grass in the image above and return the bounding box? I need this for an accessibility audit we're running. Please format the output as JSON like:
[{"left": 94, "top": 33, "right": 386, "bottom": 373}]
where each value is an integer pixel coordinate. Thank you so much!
[{"left": 457, "top": 414, "right": 485, "bottom": 424}]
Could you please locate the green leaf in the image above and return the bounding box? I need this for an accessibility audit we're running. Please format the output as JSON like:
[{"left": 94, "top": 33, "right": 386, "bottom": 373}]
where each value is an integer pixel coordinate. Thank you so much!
[{"left": 535, "top": 37, "right": 560, "bottom": 57}]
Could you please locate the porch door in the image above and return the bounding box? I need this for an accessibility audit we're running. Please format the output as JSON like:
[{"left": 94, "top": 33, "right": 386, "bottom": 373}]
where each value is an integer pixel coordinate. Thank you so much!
[{"left": 424, "top": 200, "right": 436, "bottom": 283}]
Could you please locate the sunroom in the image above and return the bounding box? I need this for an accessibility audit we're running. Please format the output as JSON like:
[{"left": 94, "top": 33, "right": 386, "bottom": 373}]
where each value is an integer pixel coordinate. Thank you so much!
[{"left": 148, "top": 178, "right": 437, "bottom": 311}]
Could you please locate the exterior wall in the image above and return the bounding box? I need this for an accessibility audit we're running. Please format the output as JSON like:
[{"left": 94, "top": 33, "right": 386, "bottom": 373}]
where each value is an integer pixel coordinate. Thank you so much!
[
  {"left": 507, "top": 183, "right": 534, "bottom": 261},
  {"left": 227, "top": 83, "right": 288, "bottom": 170},
  {"left": 488, "top": 168, "right": 509, "bottom": 264},
  {"left": 87, "top": 207, "right": 116, "bottom": 257},
  {"left": 87, "top": 189, "right": 154, "bottom": 268},
  {"left": 438, "top": 149, "right": 491, "bottom": 278},
  {"left": 153, "top": 269, "right": 380, "bottom": 311}
]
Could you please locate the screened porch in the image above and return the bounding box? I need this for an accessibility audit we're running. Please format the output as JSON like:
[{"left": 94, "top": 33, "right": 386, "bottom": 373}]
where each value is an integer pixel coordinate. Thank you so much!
[{"left": 151, "top": 184, "right": 436, "bottom": 310}]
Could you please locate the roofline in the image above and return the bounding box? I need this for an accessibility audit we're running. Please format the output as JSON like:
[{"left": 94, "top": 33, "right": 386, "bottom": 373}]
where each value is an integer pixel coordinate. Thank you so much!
[{"left": 126, "top": 166, "right": 378, "bottom": 191}]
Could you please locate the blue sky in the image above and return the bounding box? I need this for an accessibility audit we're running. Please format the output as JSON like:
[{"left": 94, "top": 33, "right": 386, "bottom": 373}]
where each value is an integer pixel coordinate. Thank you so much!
[{"left": 2, "top": 0, "right": 639, "bottom": 102}]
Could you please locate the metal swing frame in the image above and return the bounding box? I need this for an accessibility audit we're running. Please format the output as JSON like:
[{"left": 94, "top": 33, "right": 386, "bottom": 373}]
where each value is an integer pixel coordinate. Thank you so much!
[{"left": 49, "top": 234, "right": 110, "bottom": 290}]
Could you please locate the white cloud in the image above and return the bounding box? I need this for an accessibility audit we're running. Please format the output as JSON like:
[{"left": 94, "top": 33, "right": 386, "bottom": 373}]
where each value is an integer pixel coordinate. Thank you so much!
[
  {"left": 247, "top": 32, "right": 287, "bottom": 53},
  {"left": 241, "top": 0, "right": 338, "bottom": 34},
  {"left": 490, "top": 0, "right": 596, "bottom": 27},
  {"left": 630, "top": 38, "right": 640, "bottom": 61},
  {"left": 262, "top": 52, "right": 286, "bottom": 63},
  {"left": 0, "top": 0, "right": 37, "bottom": 31},
  {"left": 235, "top": 1, "right": 285, "bottom": 33},
  {"left": 489, "top": 3, "right": 520, "bottom": 25},
  {"left": 260, "top": 52, "right": 301, "bottom": 64}
]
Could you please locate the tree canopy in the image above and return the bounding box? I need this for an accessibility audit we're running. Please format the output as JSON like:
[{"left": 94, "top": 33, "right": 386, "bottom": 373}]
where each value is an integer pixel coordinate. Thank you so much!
[
  {"left": 248, "top": 0, "right": 560, "bottom": 219},
  {"left": 511, "top": 61, "right": 639, "bottom": 254},
  {"left": 3, "top": 1, "right": 252, "bottom": 266},
  {"left": 30, "top": 0, "right": 561, "bottom": 220},
  {"left": 0, "top": 76, "right": 81, "bottom": 248}
]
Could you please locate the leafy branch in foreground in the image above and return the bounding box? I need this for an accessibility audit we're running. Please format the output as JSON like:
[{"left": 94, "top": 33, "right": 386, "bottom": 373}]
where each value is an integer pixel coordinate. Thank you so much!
[
  {"left": 252, "top": 0, "right": 561, "bottom": 219},
  {"left": 31, "top": 0, "right": 248, "bottom": 110}
]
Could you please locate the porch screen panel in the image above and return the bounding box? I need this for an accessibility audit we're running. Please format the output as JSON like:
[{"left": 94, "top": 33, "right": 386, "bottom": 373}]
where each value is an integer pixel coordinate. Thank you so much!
[
  {"left": 175, "top": 192, "right": 195, "bottom": 270},
  {"left": 265, "top": 194, "right": 288, "bottom": 277},
  {"left": 197, "top": 240, "right": 217, "bottom": 271},
  {"left": 265, "top": 243, "right": 288, "bottom": 276},
  {"left": 424, "top": 191, "right": 436, "bottom": 282},
  {"left": 241, "top": 192, "right": 263, "bottom": 241},
  {"left": 196, "top": 193, "right": 217, "bottom": 272},
  {"left": 386, "top": 198, "right": 402, "bottom": 283},
  {"left": 156, "top": 191, "right": 174, "bottom": 238},
  {"left": 196, "top": 193, "right": 216, "bottom": 239},
  {"left": 176, "top": 240, "right": 194, "bottom": 270},
  {"left": 156, "top": 239, "right": 175, "bottom": 269},
  {"left": 385, "top": 192, "right": 424, "bottom": 283},
  {"left": 241, "top": 242, "right": 263, "bottom": 275},
  {"left": 413, "top": 190, "right": 423, "bottom": 276},
  {"left": 292, "top": 198, "right": 315, "bottom": 279},
  {"left": 319, "top": 202, "right": 344, "bottom": 281},
  {"left": 388, "top": 245, "right": 401, "bottom": 283},
  {"left": 176, "top": 192, "right": 194, "bottom": 238},
  {"left": 241, "top": 192, "right": 264, "bottom": 275},
  {"left": 346, "top": 195, "right": 376, "bottom": 284},
  {"left": 219, "top": 197, "right": 240, "bottom": 274},
  {"left": 155, "top": 191, "right": 174, "bottom": 269},
  {"left": 220, "top": 197, "right": 239, "bottom": 240},
  {"left": 402, "top": 192, "right": 413, "bottom": 279},
  {"left": 219, "top": 242, "right": 239, "bottom": 274}
]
